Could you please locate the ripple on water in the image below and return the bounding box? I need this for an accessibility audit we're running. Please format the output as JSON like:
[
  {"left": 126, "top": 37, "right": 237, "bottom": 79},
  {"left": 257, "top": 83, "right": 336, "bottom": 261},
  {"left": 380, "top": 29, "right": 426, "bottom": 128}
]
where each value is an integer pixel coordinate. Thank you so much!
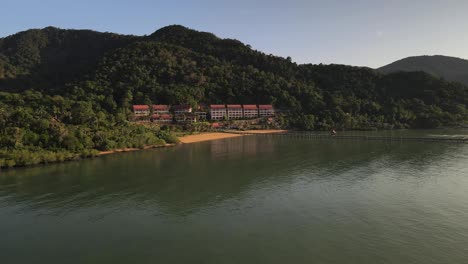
[{"left": 1, "top": 137, "right": 468, "bottom": 263}]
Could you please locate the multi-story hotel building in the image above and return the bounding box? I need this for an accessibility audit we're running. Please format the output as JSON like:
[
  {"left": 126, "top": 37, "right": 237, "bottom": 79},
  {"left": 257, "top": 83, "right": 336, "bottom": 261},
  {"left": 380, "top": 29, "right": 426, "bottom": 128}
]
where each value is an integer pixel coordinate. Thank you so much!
[
  {"left": 133, "top": 105, "right": 150, "bottom": 116},
  {"left": 210, "top": 105, "right": 227, "bottom": 120},
  {"left": 151, "top": 114, "right": 173, "bottom": 122},
  {"left": 172, "top": 105, "right": 192, "bottom": 114},
  {"left": 173, "top": 105, "right": 194, "bottom": 123},
  {"left": 152, "top": 105, "right": 170, "bottom": 114},
  {"left": 242, "top": 105, "right": 258, "bottom": 118},
  {"left": 195, "top": 111, "right": 207, "bottom": 120},
  {"left": 227, "top": 104, "right": 243, "bottom": 119},
  {"left": 175, "top": 113, "right": 197, "bottom": 123},
  {"left": 134, "top": 103, "right": 274, "bottom": 122},
  {"left": 258, "top": 105, "right": 275, "bottom": 117},
  {"left": 194, "top": 104, "right": 207, "bottom": 121}
]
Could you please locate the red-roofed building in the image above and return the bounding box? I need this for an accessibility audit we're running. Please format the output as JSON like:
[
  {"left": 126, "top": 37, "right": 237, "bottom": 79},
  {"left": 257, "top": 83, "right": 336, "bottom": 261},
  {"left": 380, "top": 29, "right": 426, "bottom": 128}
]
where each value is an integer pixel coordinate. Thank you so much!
[
  {"left": 133, "top": 105, "right": 150, "bottom": 116},
  {"left": 258, "top": 105, "right": 275, "bottom": 117},
  {"left": 195, "top": 111, "right": 207, "bottom": 120},
  {"left": 160, "top": 114, "right": 173, "bottom": 122},
  {"left": 210, "top": 105, "right": 226, "bottom": 120},
  {"left": 151, "top": 113, "right": 173, "bottom": 123},
  {"left": 242, "top": 105, "right": 258, "bottom": 118},
  {"left": 227, "top": 104, "right": 243, "bottom": 119},
  {"left": 173, "top": 105, "right": 195, "bottom": 123},
  {"left": 175, "top": 113, "right": 197, "bottom": 123},
  {"left": 172, "top": 105, "right": 192, "bottom": 114},
  {"left": 195, "top": 104, "right": 208, "bottom": 121},
  {"left": 153, "top": 105, "right": 170, "bottom": 114}
]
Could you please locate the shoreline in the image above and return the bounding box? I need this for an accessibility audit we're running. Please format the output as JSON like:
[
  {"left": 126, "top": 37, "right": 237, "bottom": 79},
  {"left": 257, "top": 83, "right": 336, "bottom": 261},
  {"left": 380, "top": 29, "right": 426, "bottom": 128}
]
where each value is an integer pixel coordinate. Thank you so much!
[
  {"left": 178, "top": 130, "right": 289, "bottom": 144},
  {"left": 3, "top": 128, "right": 465, "bottom": 170},
  {"left": 98, "top": 143, "right": 176, "bottom": 156},
  {"left": 178, "top": 132, "right": 244, "bottom": 144},
  {"left": 97, "top": 130, "right": 289, "bottom": 156},
  {"left": 2, "top": 130, "right": 286, "bottom": 169}
]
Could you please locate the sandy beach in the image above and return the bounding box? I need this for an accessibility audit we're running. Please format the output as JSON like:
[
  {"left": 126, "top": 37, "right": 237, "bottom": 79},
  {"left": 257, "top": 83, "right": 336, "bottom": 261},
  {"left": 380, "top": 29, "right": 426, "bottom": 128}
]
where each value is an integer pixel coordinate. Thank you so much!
[
  {"left": 179, "top": 130, "right": 287, "bottom": 144},
  {"left": 179, "top": 132, "right": 244, "bottom": 143},
  {"left": 99, "top": 130, "right": 288, "bottom": 153}
]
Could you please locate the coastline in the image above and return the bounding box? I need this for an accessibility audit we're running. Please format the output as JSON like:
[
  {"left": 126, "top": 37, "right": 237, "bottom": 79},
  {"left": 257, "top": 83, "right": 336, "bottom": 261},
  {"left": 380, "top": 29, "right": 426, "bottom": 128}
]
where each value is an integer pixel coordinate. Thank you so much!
[
  {"left": 98, "top": 129, "right": 289, "bottom": 155},
  {"left": 1, "top": 130, "right": 287, "bottom": 169},
  {"left": 98, "top": 143, "right": 176, "bottom": 156},
  {"left": 178, "top": 132, "right": 244, "bottom": 144},
  {"left": 178, "top": 130, "right": 288, "bottom": 144}
]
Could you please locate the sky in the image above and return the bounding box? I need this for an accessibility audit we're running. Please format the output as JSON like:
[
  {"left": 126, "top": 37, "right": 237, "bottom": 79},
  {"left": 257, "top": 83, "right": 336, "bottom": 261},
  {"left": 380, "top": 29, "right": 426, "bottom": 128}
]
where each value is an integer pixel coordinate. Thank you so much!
[{"left": 1, "top": 0, "right": 467, "bottom": 68}]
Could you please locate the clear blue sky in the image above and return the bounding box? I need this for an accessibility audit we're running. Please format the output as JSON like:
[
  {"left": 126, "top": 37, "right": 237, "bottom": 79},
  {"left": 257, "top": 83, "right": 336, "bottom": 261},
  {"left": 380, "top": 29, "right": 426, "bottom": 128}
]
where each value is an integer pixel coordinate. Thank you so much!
[{"left": 1, "top": 0, "right": 467, "bottom": 68}]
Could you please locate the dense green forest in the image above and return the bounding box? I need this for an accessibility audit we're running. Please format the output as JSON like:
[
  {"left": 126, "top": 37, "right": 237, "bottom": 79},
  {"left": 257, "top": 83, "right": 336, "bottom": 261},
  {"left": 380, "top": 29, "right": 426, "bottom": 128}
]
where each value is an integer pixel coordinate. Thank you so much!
[
  {"left": 0, "top": 25, "right": 467, "bottom": 167},
  {"left": 379, "top": 55, "right": 468, "bottom": 86}
]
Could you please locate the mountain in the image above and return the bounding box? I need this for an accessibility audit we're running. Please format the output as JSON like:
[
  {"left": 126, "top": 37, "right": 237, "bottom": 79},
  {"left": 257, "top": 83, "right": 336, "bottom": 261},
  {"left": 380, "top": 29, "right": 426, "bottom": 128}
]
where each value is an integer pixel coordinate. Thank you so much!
[
  {"left": 0, "top": 25, "right": 467, "bottom": 167},
  {"left": 378, "top": 55, "right": 468, "bottom": 85},
  {"left": 0, "top": 26, "right": 135, "bottom": 91}
]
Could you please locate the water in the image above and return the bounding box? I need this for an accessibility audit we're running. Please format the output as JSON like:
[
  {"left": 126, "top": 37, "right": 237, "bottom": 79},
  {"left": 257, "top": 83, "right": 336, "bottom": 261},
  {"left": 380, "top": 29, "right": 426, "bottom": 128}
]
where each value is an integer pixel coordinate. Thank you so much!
[{"left": 1, "top": 132, "right": 468, "bottom": 263}]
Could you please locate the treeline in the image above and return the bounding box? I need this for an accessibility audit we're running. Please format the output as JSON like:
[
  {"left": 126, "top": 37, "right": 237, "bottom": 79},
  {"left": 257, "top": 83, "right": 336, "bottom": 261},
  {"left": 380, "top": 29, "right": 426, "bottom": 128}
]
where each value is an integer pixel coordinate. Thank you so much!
[
  {"left": 0, "top": 90, "right": 179, "bottom": 168},
  {"left": 0, "top": 25, "right": 467, "bottom": 167},
  {"left": 83, "top": 40, "right": 467, "bottom": 130}
]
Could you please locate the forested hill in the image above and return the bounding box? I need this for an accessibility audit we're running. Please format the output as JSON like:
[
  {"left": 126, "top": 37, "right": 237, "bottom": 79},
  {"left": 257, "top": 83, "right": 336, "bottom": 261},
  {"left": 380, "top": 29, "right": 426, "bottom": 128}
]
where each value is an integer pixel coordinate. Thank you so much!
[
  {"left": 0, "top": 27, "right": 136, "bottom": 91},
  {"left": 0, "top": 25, "right": 467, "bottom": 167},
  {"left": 378, "top": 55, "right": 468, "bottom": 86}
]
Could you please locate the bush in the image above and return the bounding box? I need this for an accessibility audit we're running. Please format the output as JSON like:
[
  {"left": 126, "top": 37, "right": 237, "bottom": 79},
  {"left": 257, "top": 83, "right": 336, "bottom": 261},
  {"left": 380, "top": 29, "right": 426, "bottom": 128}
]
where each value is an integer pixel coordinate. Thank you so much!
[{"left": 157, "top": 130, "right": 180, "bottom": 144}]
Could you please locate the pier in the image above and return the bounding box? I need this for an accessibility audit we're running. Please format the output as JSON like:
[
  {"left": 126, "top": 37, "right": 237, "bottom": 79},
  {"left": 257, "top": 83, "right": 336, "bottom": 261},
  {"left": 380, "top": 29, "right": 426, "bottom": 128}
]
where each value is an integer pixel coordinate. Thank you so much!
[{"left": 223, "top": 131, "right": 468, "bottom": 144}]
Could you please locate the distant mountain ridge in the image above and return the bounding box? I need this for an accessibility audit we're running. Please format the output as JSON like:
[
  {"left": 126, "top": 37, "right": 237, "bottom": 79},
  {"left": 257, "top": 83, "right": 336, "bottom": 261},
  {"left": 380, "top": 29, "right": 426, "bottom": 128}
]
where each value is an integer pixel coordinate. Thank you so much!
[{"left": 378, "top": 55, "right": 468, "bottom": 85}]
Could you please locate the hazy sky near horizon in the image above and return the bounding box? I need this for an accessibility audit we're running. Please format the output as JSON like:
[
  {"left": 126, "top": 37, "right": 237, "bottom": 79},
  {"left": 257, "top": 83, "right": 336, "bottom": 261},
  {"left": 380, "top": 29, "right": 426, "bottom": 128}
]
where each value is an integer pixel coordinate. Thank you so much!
[{"left": 1, "top": 0, "right": 467, "bottom": 68}]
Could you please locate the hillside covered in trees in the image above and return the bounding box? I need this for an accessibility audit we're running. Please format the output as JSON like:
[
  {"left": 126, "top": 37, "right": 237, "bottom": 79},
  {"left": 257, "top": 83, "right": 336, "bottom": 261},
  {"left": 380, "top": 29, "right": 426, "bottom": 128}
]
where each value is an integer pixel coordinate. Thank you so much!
[
  {"left": 0, "top": 25, "right": 467, "bottom": 167},
  {"left": 378, "top": 55, "right": 468, "bottom": 86}
]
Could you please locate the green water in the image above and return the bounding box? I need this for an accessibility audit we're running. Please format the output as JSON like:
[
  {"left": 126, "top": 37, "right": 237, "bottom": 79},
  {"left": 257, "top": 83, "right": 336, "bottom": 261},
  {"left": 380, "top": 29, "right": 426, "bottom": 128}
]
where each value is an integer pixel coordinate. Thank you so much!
[{"left": 1, "top": 132, "right": 468, "bottom": 263}]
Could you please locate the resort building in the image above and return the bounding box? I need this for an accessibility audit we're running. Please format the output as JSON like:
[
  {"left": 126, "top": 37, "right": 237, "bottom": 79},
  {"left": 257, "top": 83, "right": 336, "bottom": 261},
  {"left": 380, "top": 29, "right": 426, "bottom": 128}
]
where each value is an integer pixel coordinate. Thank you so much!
[
  {"left": 150, "top": 114, "right": 159, "bottom": 121},
  {"left": 194, "top": 104, "right": 207, "bottom": 121},
  {"left": 133, "top": 105, "right": 150, "bottom": 116},
  {"left": 195, "top": 111, "right": 207, "bottom": 121},
  {"left": 175, "top": 113, "right": 197, "bottom": 123},
  {"left": 151, "top": 114, "right": 173, "bottom": 123},
  {"left": 210, "top": 105, "right": 227, "bottom": 120},
  {"left": 160, "top": 114, "right": 173, "bottom": 122},
  {"left": 153, "top": 105, "right": 170, "bottom": 114},
  {"left": 258, "top": 105, "right": 275, "bottom": 117},
  {"left": 242, "top": 105, "right": 259, "bottom": 118},
  {"left": 185, "top": 114, "right": 197, "bottom": 123},
  {"left": 132, "top": 102, "right": 275, "bottom": 122},
  {"left": 227, "top": 105, "right": 243, "bottom": 119},
  {"left": 172, "top": 105, "right": 192, "bottom": 114}
]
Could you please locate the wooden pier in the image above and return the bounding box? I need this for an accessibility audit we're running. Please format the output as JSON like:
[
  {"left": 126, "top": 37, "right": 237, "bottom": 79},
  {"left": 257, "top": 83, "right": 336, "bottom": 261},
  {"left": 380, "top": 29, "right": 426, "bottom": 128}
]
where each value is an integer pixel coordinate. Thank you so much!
[{"left": 223, "top": 131, "right": 468, "bottom": 144}]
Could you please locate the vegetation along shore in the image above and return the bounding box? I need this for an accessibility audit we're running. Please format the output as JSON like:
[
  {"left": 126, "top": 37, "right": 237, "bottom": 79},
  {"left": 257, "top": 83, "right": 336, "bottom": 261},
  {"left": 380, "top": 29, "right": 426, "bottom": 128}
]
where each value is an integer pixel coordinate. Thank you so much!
[{"left": 0, "top": 25, "right": 467, "bottom": 168}]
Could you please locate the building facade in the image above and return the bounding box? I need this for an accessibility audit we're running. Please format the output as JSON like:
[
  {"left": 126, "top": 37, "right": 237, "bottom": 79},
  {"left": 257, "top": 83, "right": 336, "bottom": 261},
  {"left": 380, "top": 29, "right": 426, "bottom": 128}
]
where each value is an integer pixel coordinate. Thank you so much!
[
  {"left": 151, "top": 114, "right": 173, "bottom": 122},
  {"left": 194, "top": 104, "right": 207, "bottom": 121},
  {"left": 227, "top": 105, "right": 243, "bottom": 119},
  {"left": 242, "top": 105, "right": 258, "bottom": 118},
  {"left": 153, "top": 105, "right": 170, "bottom": 114},
  {"left": 133, "top": 103, "right": 274, "bottom": 122},
  {"left": 172, "top": 105, "right": 192, "bottom": 114},
  {"left": 133, "top": 105, "right": 150, "bottom": 116},
  {"left": 258, "top": 105, "right": 275, "bottom": 117},
  {"left": 210, "top": 105, "right": 227, "bottom": 120},
  {"left": 175, "top": 113, "right": 197, "bottom": 123},
  {"left": 195, "top": 111, "right": 207, "bottom": 121}
]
